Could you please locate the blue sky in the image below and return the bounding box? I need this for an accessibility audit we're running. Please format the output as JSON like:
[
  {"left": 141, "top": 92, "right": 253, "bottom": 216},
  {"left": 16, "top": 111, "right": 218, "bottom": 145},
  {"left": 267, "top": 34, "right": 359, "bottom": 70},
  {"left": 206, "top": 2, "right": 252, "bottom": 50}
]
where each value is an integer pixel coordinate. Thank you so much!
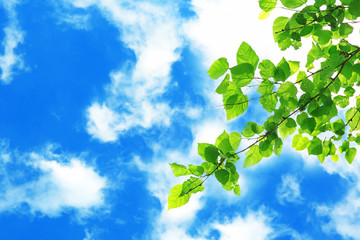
[{"left": 0, "top": 0, "right": 360, "bottom": 239}]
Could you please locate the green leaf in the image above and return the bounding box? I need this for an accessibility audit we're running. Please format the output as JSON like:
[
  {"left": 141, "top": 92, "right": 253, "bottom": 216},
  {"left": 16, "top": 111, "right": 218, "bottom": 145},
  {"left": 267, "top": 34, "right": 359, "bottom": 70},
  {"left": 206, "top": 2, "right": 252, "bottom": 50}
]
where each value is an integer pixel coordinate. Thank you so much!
[
  {"left": 259, "top": 60, "right": 276, "bottom": 79},
  {"left": 299, "top": 117, "right": 316, "bottom": 134},
  {"left": 168, "top": 184, "right": 190, "bottom": 210},
  {"left": 198, "top": 143, "right": 219, "bottom": 164},
  {"left": 279, "top": 118, "right": 297, "bottom": 139},
  {"left": 259, "top": 139, "right": 273, "bottom": 157},
  {"left": 333, "top": 95, "right": 349, "bottom": 108},
  {"left": 280, "top": 0, "right": 307, "bottom": 9},
  {"left": 260, "top": 93, "right": 278, "bottom": 112},
  {"left": 273, "top": 17, "right": 291, "bottom": 50},
  {"left": 215, "top": 131, "right": 234, "bottom": 154},
  {"left": 340, "top": 141, "right": 349, "bottom": 153},
  {"left": 201, "top": 162, "right": 217, "bottom": 174},
  {"left": 274, "top": 58, "right": 291, "bottom": 82},
  {"left": 236, "top": 42, "right": 259, "bottom": 68},
  {"left": 345, "top": 147, "right": 357, "bottom": 164},
  {"left": 292, "top": 134, "right": 310, "bottom": 150},
  {"left": 344, "top": 87, "right": 355, "bottom": 97},
  {"left": 229, "top": 132, "right": 242, "bottom": 150},
  {"left": 215, "top": 169, "right": 230, "bottom": 185},
  {"left": 349, "top": 0, "right": 360, "bottom": 17},
  {"left": 277, "top": 82, "right": 297, "bottom": 100},
  {"left": 259, "top": 0, "right": 277, "bottom": 12},
  {"left": 233, "top": 185, "right": 241, "bottom": 195},
  {"left": 345, "top": 108, "right": 360, "bottom": 131},
  {"left": 257, "top": 80, "right": 274, "bottom": 95},
  {"left": 223, "top": 83, "right": 248, "bottom": 120},
  {"left": 308, "top": 137, "right": 323, "bottom": 155},
  {"left": 339, "top": 23, "right": 354, "bottom": 37},
  {"left": 288, "top": 61, "right": 300, "bottom": 75},
  {"left": 243, "top": 145, "right": 263, "bottom": 168},
  {"left": 188, "top": 165, "right": 204, "bottom": 177},
  {"left": 331, "top": 119, "right": 345, "bottom": 135},
  {"left": 274, "top": 138, "right": 283, "bottom": 156},
  {"left": 181, "top": 177, "right": 204, "bottom": 196},
  {"left": 242, "top": 122, "right": 264, "bottom": 137},
  {"left": 207, "top": 57, "right": 229, "bottom": 79},
  {"left": 230, "top": 63, "right": 254, "bottom": 87},
  {"left": 216, "top": 74, "right": 230, "bottom": 94},
  {"left": 170, "top": 163, "right": 191, "bottom": 177}
]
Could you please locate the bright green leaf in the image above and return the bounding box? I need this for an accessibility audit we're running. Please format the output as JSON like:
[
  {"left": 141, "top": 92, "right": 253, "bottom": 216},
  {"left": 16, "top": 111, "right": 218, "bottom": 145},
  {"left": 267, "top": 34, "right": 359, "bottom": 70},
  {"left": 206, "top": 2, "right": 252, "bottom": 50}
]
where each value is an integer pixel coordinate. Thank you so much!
[
  {"left": 279, "top": 118, "right": 297, "bottom": 139},
  {"left": 259, "top": 0, "right": 277, "bottom": 12},
  {"left": 188, "top": 165, "right": 204, "bottom": 177},
  {"left": 170, "top": 163, "right": 191, "bottom": 177},
  {"left": 259, "top": 60, "right": 276, "bottom": 79},
  {"left": 168, "top": 184, "right": 190, "bottom": 210},
  {"left": 243, "top": 145, "right": 263, "bottom": 168},
  {"left": 280, "top": 0, "right": 307, "bottom": 9},
  {"left": 236, "top": 42, "right": 259, "bottom": 68},
  {"left": 234, "top": 185, "right": 241, "bottom": 195},
  {"left": 216, "top": 74, "right": 230, "bottom": 94},
  {"left": 216, "top": 131, "right": 234, "bottom": 154},
  {"left": 229, "top": 132, "right": 242, "bottom": 150},
  {"left": 292, "top": 134, "right": 310, "bottom": 150},
  {"left": 277, "top": 82, "right": 298, "bottom": 100},
  {"left": 207, "top": 57, "right": 229, "bottom": 79}
]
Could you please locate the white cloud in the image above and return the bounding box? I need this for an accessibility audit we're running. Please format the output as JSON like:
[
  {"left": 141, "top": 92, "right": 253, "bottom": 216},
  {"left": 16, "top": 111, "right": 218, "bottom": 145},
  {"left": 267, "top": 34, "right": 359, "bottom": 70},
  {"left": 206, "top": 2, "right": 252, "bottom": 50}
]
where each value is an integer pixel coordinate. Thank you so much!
[
  {"left": 315, "top": 158, "right": 360, "bottom": 239},
  {"left": 0, "top": 143, "right": 107, "bottom": 218},
  {"left": 213, "top": 209, "right": 274, "bottom": 240},
  {"left": 0, "top": 0, "right": 24, "bottom": 83},
  {"left": 276, "top": 174, "right": 303, "bottom": 205},
  {"left": 60, "top": 0, "right": 182, "bottom": 142}
]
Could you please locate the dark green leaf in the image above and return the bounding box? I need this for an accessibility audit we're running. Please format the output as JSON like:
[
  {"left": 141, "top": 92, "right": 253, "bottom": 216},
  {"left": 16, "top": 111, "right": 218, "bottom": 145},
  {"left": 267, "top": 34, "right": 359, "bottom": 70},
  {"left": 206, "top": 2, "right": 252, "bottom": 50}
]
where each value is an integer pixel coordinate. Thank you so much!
[
  {"left": 274, "top": 138, "right": 283, "bottom": 156},
  {"left": 198, "top": 143, "right": 219, "bottom": 164},
  {"left": 215, "top": 169, "right": 230, "bottom": 185},
  {"left": 349, "top": 0, "right": 360, "bottom": 17},
  {"left": 308, "top": 137, "right": 323, "bottom": 155},
  {"left": 345, "top": 147, "right": 357, "bottom": 164}
]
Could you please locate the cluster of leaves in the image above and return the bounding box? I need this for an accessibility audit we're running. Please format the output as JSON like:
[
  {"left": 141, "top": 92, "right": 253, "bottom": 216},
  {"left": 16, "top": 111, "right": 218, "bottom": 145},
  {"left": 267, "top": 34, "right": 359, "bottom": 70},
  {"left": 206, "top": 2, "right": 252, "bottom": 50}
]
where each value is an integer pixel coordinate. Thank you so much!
[{"left": 168, "top": 0, "right": 360, "bottom": 209}]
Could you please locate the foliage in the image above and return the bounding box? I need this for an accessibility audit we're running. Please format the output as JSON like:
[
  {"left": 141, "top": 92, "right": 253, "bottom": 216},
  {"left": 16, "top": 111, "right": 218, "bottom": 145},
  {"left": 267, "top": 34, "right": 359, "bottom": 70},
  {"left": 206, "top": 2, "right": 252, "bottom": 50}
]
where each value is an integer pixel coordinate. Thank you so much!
[{"left": 168, "top": 0, "right": 360, "bottom": 209}]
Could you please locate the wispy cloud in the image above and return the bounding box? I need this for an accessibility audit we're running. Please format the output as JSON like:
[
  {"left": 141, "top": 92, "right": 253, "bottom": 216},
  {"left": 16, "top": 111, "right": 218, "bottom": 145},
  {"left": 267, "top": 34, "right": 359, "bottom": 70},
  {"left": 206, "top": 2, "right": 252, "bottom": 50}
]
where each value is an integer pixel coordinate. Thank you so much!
[
  {"left": 276, "top": 174, "right": 304, "bottom": 205},
  {"left": 0, "top": 142, "right": 107, "bottom": 218},
  {"left": 315, "top": 159, "right": 360, "bottom": 239},
  {"left": 60, "top": 0, "right": 182, "bottom": 142},
  {"left": 0, "top": 0, "right": 24, "bottom": 83}
]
